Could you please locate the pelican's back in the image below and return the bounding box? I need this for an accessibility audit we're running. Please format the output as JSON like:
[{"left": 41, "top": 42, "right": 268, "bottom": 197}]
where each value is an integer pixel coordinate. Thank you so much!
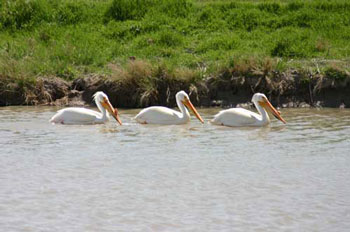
[
  {"left": 211, "top": 108, "right": 261, "bottom": 127},
  {"left": 134, "top": 106, "right": 183, "bottom": 124},
  {"left": 49, "top": 108, "right": 101, "bottom": 124}
]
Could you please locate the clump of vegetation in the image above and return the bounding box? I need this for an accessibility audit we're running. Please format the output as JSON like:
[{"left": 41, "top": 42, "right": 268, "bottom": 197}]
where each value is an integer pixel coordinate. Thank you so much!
[
  {"left": 104, "top": 0, "right": 152, "bottom": 22},
  {"left": 104, "top": 0, "right": 191, "bottom": 22},
  {"left": 0, "top": 0, "right": 50, "bottom": 30},
  {"left": 324, "top": 64, "right": 349, "bottom": 80}
]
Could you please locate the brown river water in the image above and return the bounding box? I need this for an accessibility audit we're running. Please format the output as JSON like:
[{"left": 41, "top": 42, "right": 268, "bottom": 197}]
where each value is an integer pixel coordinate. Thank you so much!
[{"left": 1, "top": 106, "right": 350, "bottom": 231}]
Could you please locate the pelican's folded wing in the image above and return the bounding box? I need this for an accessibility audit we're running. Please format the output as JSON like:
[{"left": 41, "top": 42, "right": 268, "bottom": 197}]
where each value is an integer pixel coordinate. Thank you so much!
[
  {"left": 135, "top": 106, "right": 180, "bottom": 124},
  {"left": 50, "top": 108, "right": 99, "bottom": 124},
  {"left": 211, "top": 108, "right": 259, "bottom": 126}
]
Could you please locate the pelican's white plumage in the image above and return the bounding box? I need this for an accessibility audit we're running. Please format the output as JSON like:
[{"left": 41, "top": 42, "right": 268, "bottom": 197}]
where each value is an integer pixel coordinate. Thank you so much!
[
  {"left": 49, "top": 91, "right": 122, "bottom": 125},
  {"left": 134, "top": 91, "right": 204, "bottom": 125},
  {"left": 211, "top": 93, "right": 286, "bottom": 127}
]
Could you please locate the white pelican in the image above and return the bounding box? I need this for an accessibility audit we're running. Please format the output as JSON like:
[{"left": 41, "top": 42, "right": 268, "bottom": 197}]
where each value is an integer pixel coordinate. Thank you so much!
[
  {"left": 134, "top": 90, "right": 204, "bottom": 125},
  {"left": 211, "top": 93, "right": 286, "bottom": 127},
  {"left": 49, "top": 91, "right": 122, "bottom": 125}
]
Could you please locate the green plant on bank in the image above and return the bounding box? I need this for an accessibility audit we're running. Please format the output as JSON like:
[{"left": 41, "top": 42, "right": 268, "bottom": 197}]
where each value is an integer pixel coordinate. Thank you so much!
[
  {"left": 324, "top": 64, "right": 348, "bottom": 80},
  {"left": 0, "top": 0, "right": 350, "bottom": 93}
]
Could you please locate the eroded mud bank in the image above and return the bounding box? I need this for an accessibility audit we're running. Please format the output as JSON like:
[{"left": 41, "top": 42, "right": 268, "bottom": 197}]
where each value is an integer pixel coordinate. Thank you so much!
[{"left": 1, "top": 71, "right": 349, "bottom": 108}]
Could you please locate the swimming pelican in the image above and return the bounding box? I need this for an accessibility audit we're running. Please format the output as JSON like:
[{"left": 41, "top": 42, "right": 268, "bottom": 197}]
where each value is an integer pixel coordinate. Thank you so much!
[
  {"left": 211, "top": 93, "right": 286, "bottom": 127},
  {"left": 134, "top": 90, "right": 204, "bottom": 125},
  {"left": 49, "top": 91, "right": 122, "bottom": 125}
]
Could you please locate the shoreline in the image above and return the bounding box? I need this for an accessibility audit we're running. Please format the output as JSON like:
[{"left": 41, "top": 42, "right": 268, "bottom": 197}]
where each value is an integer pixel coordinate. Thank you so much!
[{"left": 1, "top": 69, "right": 349, "bottom": 109}]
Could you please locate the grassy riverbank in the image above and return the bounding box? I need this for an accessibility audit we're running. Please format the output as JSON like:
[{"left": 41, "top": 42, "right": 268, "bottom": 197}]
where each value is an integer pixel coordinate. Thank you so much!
[{"left": 1, "top": 0, "right": 350, "bottom": 106}]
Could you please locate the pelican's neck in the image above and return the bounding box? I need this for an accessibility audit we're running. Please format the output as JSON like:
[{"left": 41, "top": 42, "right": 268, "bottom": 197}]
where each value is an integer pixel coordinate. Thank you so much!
[
  {"left": 176, "top": 96, "right": 190, "bottom": 121},
  {"left": 95, "top": 99, "right": 108, "bottom": 120},
  {"left": 253, "top": 100, "right": 270, "bottom": 123}
]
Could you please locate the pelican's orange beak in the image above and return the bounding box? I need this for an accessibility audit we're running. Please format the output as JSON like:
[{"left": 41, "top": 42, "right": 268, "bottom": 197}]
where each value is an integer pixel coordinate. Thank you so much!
[
  {"left": 182, "top": 98, "right": 204, "bottom": 124},
  {"left": 101, "top": 98, "right": 122, "bottom": 125},
  {"left": 259, "top": 98, "right": 286, "bottom": 124},
  {"left": 113, "top": 108, "right": 123, "bottom": 125}
]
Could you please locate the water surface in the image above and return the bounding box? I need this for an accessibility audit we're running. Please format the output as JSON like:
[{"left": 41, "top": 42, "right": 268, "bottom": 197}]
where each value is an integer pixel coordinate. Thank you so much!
[{"left": 1, "top": 107, "right": 350, "bottom": 231}]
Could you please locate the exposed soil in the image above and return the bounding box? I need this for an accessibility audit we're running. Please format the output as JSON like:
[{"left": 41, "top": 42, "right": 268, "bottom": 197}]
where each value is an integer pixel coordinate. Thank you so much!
[{"left": 1, "top": 71, "right": 349, "bottom": 108}]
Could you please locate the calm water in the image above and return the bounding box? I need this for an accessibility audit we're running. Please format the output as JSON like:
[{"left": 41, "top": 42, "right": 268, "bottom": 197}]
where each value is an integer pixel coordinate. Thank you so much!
[{"left": 1, "top": 106, "right": 350, "bottom": 231}]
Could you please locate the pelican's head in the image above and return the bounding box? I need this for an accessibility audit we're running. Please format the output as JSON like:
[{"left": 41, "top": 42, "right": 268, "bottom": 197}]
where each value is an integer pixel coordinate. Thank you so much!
[
  {"left": 252, "top": 93, "right": 286, "bottom": 124},
  {"left": 176, "top": 91, "right": 204, "bottom": 123},
  {"left": 93, "top": 91, "right": 122, "bottom": 125}
]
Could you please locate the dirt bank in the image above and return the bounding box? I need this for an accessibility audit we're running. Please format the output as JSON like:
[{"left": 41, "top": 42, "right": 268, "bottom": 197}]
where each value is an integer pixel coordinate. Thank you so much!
[{"left": 1, "top": 71, "right": 349, "bottom": 108}]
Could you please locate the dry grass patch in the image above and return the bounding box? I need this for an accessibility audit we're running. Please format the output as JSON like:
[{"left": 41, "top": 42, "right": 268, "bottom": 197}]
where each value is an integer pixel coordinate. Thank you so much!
[
  {"left": 173, "top": 67, "right": 201, "bottom": 83},
  {"left": 315, "top": 39, "right": 330, "bottom": 53}
]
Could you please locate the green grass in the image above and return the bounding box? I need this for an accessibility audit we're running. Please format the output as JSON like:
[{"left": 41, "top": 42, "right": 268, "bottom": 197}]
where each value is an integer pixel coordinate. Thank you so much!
[{"left": 0, "top": 0, "right": 350, "bottom": 84}]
